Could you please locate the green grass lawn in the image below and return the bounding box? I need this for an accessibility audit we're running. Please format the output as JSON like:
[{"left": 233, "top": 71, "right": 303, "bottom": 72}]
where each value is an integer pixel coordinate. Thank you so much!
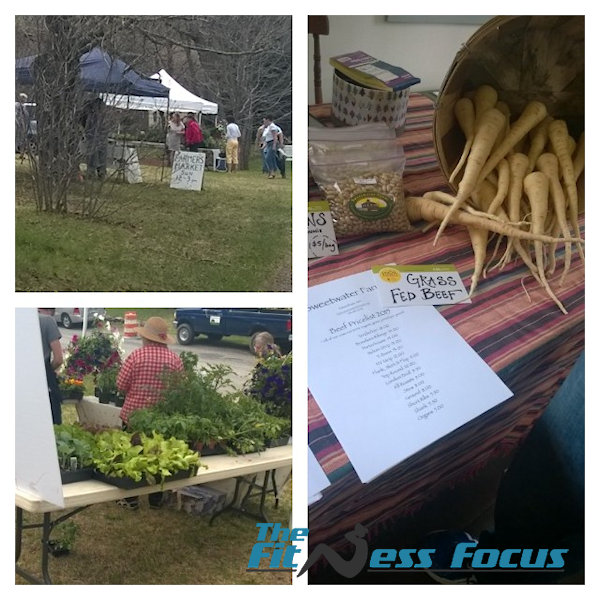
[
  {"left": 17, "top": 499, "right": 292, "bottom": 584},
  {"left": 15, "top": 159, "right": 291, "bottom": 291},
  {"left": 17, "top": 491, "right": 292, "bottom": 585}
]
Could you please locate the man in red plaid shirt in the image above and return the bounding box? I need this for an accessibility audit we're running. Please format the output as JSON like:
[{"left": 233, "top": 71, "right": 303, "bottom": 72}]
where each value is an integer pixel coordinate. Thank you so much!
[{"left": 118, "top": 316, "right": 183, "bottom": 424}]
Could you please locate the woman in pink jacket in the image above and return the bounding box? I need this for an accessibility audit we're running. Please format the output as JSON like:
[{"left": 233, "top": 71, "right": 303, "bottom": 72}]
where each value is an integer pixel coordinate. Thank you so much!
[{"left": 183, "top": 113, "right": 203, "bottom": 151}]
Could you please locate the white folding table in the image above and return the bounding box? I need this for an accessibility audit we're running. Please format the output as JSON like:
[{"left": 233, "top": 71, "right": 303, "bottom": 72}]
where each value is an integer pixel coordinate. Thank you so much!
[{"left": 16, "top": 445, "right": 292, "bottom": 584}]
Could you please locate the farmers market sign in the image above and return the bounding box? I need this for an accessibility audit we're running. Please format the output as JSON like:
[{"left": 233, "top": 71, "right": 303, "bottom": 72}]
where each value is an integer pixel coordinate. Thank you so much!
[{"left": 170, "top": 150, "right": 205, "bottom": 191}]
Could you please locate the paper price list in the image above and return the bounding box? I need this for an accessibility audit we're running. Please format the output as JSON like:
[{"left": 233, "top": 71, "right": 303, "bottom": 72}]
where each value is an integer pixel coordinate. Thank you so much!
[{"left": 355, "top": 319, "right": 442, "bottom": 421}]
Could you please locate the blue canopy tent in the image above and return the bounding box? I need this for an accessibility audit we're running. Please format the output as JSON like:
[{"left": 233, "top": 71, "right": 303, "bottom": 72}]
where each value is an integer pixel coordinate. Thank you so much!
[
  {"left": 15, "top": 47, "right": 169, "bottom": 98},
  {"left": 16, "top": 47, "right": 170, "bottom": 180}
]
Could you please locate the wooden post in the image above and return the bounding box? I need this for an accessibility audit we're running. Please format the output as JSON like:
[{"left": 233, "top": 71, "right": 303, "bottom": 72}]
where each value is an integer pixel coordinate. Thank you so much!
[{"left": 309, "top": 16, "right": 329, "bottom": 105}]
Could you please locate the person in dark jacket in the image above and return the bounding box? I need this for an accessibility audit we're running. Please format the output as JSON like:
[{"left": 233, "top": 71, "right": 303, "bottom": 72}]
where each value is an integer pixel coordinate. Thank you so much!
[
  {"left": 38, "top": 308, "right": 63, "bottom": 425},
  {"left": 81, "top": 97, "right": 108, "bottom": 178}
]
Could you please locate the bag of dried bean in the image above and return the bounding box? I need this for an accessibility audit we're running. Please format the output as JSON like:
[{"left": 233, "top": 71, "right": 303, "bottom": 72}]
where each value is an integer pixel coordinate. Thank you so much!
[{"left": 308, "top": 136, "right": 411, "bottom": 237}]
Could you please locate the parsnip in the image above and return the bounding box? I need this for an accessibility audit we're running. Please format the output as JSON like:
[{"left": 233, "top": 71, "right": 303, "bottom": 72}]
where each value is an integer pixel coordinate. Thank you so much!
[
  {"left": 433, "top": 108, "right": 506, "bottom": 245},
  {"left": 536, "top": 153, "right": 572, "bottom": 285},
  {"left": 548, "top": 119, "right": 584, "bottom": 263},
  {"left": 477, "top": 101, "right": 548, "bottom": 185},
  {"left": 527, "top": 116, "right": 553, "bottom": 173},
  {"left": 473, "top": 84, "right": 498, "bottom": 131},
  {"left": 523, "top": 172, "right": 568, "bottom": 314},
  {"left": 406, "top": 196, "right": 582, "bottom": 244},
  {"left": 449, "top": 97, "right": 475, "bottom": 185}
]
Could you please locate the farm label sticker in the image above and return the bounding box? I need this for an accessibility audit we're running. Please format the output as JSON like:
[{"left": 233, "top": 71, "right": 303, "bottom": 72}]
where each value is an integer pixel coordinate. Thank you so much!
[
  {"left": 372, "top": 264, "right": 471, "bottom": 307},
  {"left": 348, "top": 191, "right": 393, "bottom": 221},
  {"left": 308, "top": 200, "right": 339, "bottom": 259}
]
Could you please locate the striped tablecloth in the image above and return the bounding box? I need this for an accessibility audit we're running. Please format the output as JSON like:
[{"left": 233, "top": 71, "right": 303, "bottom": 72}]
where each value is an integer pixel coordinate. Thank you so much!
[{"left": 308, "top": 94, "right": 585, "bottom": 550}]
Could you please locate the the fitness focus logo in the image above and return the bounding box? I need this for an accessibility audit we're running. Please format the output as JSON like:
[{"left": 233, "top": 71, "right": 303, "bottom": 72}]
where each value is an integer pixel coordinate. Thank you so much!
[{"left": 246, "top": 523, "right": 569, "bottom": 578}]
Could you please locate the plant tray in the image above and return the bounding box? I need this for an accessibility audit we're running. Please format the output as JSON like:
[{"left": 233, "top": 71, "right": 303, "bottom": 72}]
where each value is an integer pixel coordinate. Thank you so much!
[
  {"left": 198, "top": 445, "right": 228, "bottom": 456},
  {"left": 93, "top": 468, "right": 196, "bottom": 489},
  {"left": 267, "top": 436, "right": 291, "bottom": 448},
  {"left": 60, "top": 467, "right": 94, "bottom": 485},
  {"left": 92, "top": 471, "right": 147, "bottom": 489}
]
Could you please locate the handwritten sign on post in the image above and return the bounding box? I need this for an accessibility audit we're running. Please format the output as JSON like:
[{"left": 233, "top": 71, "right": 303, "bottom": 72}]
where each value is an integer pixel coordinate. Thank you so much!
[
  {"left": 372, "top": 264, "right": 470, "bottom": 307},
  {"left": 170, "top": 151, "right": 205, "bottom": 191},
  {"left": 308, "top": 200, "right": 339, "bottom": 259}
]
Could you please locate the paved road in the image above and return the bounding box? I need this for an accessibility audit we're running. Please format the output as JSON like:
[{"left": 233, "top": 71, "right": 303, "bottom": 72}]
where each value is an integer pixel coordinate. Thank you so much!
[{"left": 58, "top": 325, "right": 257, "bottom": 389}]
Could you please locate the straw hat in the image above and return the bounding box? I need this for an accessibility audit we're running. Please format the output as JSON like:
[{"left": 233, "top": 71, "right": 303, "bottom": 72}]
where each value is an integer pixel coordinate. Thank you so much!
[{"left": 136, "top": 317, "right": 174, "bottom": 345}]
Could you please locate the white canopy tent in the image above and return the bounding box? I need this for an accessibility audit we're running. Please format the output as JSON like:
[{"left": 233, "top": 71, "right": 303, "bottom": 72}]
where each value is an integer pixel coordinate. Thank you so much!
[{"left": 103, "top": 69, "right": 218, "bottom": 115}]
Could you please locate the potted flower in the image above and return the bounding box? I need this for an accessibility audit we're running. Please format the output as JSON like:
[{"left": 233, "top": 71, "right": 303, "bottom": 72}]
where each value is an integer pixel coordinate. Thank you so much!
[
  {"left": 95, "top": 364, "right": 124, "bottom": 406},
  {"left": 59, "top": 377, "right": 85, "bottom": 400},
  {"left": 63, "top": 324, "right": 123, "bottom": 381},
  {"left": 245, "top": 352, "right": 292, "bottom": 427},
  {"left": 47, "top": 521, "right": 78, "bottom": 557}
]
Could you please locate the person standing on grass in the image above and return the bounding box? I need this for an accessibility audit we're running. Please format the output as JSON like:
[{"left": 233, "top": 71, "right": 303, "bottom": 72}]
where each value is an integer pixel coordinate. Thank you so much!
[
  {"left": 273, "top": 122, "right": 287, "bottom": 179},
  {"left": 117, "top": 316, "right": 183, "bottom": 510},
  {"left": 225, "top": 116, "right": 241, "bottom": 172},
  {"left": 38, "top": 308, "right": 63, "bottom": 425},
  {"left": 166, "top": 112, "right": 185, "bottom": 166},
  {"left": 256, "top": 122, "right": 268, "bottom": 173},
  {"left": 81, "top": 97, "right": 109, "bottom": 179},
  {"left": 183, "top": 113, "right": 203, "bottom": 152},
  {"left": 15, "top": 92, "right": 30, "bottom": 156},
  {"left": 261, "top": 116, "right": 280, "bottom": 179}
]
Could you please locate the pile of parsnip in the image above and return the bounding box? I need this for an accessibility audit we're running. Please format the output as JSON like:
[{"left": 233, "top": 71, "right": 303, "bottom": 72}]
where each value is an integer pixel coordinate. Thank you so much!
[{"left": 407, "top": 84, "right": 585, "bottom": 315}]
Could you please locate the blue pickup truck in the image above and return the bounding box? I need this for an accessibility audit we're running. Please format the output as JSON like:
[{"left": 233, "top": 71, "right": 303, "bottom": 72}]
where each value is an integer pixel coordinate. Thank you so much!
[{"left": 173, "top": 308, "right": 292, "bottom": 353}]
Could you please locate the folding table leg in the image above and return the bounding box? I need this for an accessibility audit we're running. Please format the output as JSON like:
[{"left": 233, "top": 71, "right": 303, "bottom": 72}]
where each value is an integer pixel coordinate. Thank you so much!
[
  {"left": 271, "top": 470, "right": 279, "bottom": 509},
  {"left": 41, "top": 512, "right": 53, "bottom": 584},
  {"left": 240, "top": 474, "right": 258, "bottom": 509},
  {"left": 257, "top": 471, "right": 270, "bottom": 522},
  {"left": 210, "top": 470, "right": 280, "bottom": 524},
  {"left": 15, "top": 507, "right": 23, "bottom": 562},
  {"left": 209, "top": 477, "right": 243, "bottom": 525},
  {"left": 15, "top": 510, "right": 52, "bottom": 585},
  {"left": 16, "top": 506, "right": 90, "bottom": 585}
]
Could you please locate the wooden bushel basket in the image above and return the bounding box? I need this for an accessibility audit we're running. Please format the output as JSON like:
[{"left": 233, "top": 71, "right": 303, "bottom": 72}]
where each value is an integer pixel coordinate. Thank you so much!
[{"left": 433, "top": 15, "right": 584, "bottom": 191}]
